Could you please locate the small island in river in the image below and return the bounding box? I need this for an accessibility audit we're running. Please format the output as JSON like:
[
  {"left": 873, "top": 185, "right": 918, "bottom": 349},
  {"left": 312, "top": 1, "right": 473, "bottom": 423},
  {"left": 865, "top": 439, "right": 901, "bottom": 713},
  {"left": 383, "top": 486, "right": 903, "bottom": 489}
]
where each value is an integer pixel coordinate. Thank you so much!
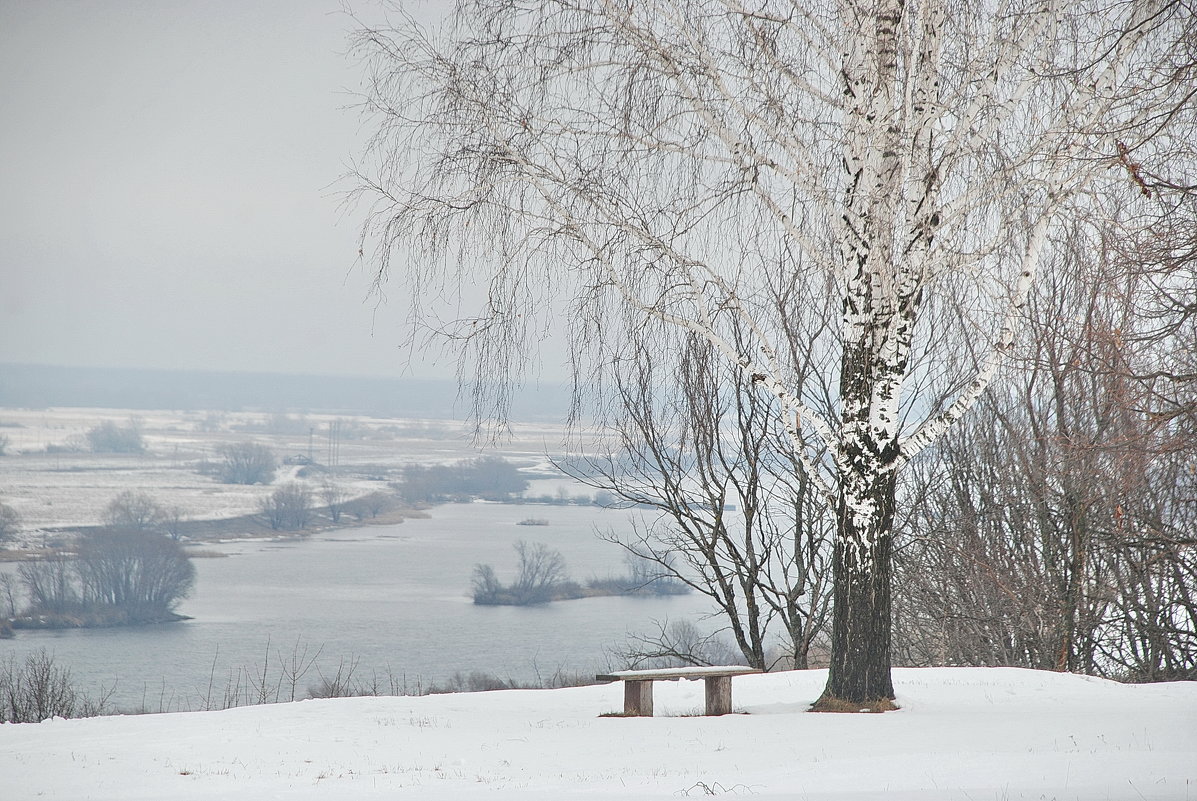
[{"left": 471, "top": 540, "right": 690, "bottom": 606}]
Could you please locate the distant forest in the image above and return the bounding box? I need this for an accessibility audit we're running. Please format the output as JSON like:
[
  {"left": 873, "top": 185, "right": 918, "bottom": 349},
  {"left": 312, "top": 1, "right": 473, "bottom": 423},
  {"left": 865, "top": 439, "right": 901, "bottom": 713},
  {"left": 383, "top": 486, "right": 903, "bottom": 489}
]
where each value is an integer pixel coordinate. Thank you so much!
[{"left": 0, "top": 363, "right": 571, "bottom": 419}]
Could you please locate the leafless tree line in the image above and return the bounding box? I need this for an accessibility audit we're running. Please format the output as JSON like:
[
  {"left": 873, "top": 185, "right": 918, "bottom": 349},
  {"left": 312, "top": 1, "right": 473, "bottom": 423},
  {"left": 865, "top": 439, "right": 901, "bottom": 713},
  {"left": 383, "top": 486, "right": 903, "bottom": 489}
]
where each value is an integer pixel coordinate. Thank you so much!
[{"left": 896, "top": 201, "right": 1197, "bottom": 681}]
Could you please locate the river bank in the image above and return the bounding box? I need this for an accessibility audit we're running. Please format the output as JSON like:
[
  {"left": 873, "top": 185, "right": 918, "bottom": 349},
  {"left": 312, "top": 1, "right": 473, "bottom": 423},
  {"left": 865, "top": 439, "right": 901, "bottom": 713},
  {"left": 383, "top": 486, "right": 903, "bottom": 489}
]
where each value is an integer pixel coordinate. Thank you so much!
[{"left": 0, "top": 502, "right": 425, "bottom": 562}]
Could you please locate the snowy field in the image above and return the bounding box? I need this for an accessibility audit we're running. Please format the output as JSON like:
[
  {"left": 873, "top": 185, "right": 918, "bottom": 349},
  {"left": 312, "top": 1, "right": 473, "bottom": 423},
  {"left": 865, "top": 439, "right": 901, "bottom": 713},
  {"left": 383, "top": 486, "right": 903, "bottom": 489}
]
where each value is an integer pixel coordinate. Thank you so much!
[
  {"left": 2, "top": 667, "right": 1195, "bottom": 800},
  {"left": 0, "top": 407, "right": 588, "bottom": 538}
]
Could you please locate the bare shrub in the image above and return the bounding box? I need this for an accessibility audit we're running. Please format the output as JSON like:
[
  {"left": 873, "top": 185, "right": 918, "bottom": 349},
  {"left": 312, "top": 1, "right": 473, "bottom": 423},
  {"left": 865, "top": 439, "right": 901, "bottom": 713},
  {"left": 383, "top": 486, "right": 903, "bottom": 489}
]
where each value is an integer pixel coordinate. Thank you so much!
[
  {"left": 472, "top": 541, "right": 570, "bottom": 605},
  {"left": 259, "top": 482, "right": 313, "bottom": 531},
  {"left": 343, "top": 491, "right": 394, "bottom": 521},
  {"left": 429, "top": 671, "right": 517, "bottom": 694},
  {"left": 0, "top": 649, "right": 110, "bottom": 723},
  {"left": 394, "top": 457, "right": 528, "bottom": 504},
  {"left": 0, "top": 501, "right": 20, "bottom": 543},
  {"left": 214, "top": 441, "right": 276, "bottom": 485},
  {"left": 85, "top": 420, "right": 144, "bottom": 454},
  {"left": 102, "top": 490, "right": 166, "bottom": 530},
  {"left": 320, "top": 480, "right": 347, "bottom": 523},
  {"left": 308, "top": 656, "right": 367, "bottom": 699}
]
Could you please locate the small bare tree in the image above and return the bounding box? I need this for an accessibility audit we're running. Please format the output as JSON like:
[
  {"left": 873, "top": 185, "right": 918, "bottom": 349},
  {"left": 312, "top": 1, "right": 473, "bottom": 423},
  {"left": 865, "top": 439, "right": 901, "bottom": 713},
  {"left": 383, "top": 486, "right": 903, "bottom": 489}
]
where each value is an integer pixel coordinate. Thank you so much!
[
  {"left": 1, "top": 649, "right": 81, "bottom": 723},
  {"left": 513, "top": 541, "right": 568, "bottom": 603},
  {"left": 259, "top": 483, "right": 313, "bottom": 531},
  {"left": 472, "top": 541, "right": 569, "bottom": 604},
  {"left": 215, "top": 442, "right": 276, "bottom": 485},
  {"left": 470, "top": 563, "right": 502, "bottom": 604},
  {"left": 0, "top": 501, "right": 20, "bottom": 544},
  {"left": 343, "top": 491, "right": 393, "bottom": 521},
  {"left": 320, "top": 480, "right": 348, "bottom": 524},
  {"left": 0, "top": 573, "right": 20, "bottom": 618},
  {"left": 102, "top": 490, "right": 166, "bottom": 530},
  {"left": 161, "top": 505, "right": 187, "bottom": 541}
]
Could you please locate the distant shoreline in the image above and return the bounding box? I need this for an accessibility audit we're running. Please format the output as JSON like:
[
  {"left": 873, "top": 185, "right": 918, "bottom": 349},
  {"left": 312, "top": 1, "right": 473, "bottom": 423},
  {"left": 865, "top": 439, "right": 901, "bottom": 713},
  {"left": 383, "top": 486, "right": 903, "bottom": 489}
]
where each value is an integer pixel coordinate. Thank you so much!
[{"left": 0, "top": 504, "right": 425, "bottom": 563}]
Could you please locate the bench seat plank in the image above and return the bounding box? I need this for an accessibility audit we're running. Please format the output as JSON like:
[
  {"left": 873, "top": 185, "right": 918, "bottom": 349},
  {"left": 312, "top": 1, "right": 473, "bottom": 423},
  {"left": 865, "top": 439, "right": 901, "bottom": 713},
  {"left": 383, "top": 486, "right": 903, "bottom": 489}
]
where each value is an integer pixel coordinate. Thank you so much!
[{"left": 596, "top": 665, "right": 760, "bottom": 682}]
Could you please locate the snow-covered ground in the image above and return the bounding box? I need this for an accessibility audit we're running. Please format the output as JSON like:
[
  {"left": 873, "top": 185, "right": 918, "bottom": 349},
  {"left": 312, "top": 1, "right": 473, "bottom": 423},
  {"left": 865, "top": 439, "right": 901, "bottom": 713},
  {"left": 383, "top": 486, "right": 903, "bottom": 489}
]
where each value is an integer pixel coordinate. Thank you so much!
[{"left": 3, "top": 668, "right": 1194, "bottom": 800}]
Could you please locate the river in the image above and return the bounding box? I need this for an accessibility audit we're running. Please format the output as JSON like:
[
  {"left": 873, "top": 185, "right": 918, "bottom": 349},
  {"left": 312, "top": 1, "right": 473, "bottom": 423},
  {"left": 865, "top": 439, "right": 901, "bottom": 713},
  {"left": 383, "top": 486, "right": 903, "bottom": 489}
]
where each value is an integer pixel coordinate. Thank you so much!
[{"left": 1, "top": 502, "right": 715, "bottom": 712}]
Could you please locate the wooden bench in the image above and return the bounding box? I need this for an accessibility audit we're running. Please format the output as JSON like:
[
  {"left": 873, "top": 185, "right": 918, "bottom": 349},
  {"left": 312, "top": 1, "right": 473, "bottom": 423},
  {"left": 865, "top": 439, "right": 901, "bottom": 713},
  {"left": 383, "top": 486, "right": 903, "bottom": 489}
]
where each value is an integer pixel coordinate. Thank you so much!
[{"left": 595, "top": 666, "right": 762, "bottom": 717}]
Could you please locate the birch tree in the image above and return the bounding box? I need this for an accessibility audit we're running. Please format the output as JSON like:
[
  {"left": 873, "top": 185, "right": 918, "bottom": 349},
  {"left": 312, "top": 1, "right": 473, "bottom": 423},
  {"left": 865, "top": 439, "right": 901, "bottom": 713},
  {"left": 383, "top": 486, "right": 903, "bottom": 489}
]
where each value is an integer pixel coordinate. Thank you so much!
[{"left": 349, "top": 0, "right": 1195, "bottom": 705}]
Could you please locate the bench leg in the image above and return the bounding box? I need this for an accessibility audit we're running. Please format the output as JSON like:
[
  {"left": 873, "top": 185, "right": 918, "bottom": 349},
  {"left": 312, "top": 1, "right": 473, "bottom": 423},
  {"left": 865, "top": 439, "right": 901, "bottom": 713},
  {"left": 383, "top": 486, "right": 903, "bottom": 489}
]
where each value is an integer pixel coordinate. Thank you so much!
[
  {"left": 624, "top": 680, "right": 654, "bottom": 716},
  {"left": 704, "top": 675, "right": 733, "bottom": 716}
]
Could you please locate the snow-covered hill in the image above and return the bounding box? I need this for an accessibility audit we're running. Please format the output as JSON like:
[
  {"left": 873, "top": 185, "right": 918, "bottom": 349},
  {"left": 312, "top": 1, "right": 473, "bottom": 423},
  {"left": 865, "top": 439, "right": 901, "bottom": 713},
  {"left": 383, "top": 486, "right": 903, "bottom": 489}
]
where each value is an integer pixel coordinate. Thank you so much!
[{"left": 3, "top": 668, "right": 1194, "bottom": 800}]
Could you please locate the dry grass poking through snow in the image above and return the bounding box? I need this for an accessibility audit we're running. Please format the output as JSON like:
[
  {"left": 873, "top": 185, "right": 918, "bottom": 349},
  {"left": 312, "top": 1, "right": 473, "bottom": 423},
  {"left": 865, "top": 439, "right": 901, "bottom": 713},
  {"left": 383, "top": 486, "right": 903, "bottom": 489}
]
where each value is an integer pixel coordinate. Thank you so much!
[{"left": 809, "top": 693, "right": 900, "bottom": 713}]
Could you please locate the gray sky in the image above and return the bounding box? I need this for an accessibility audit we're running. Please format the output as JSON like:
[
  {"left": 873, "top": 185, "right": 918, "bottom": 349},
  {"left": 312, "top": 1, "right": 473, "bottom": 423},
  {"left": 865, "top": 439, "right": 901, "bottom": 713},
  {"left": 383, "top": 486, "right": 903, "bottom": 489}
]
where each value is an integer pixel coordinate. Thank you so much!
[{"left": 0, "top": 0, "right": 473, "bottom": 379}]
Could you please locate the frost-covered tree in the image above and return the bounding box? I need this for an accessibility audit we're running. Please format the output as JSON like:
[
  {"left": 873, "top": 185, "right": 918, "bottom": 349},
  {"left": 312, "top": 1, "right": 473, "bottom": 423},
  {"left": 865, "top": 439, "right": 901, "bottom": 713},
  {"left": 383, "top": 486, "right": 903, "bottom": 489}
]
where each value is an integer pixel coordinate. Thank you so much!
[
  {"left": 85, "top": 420, "right": 144, "bottom": 454},
  {"left": 349, "top": 1, "right": 1195, "bottom": 705}
]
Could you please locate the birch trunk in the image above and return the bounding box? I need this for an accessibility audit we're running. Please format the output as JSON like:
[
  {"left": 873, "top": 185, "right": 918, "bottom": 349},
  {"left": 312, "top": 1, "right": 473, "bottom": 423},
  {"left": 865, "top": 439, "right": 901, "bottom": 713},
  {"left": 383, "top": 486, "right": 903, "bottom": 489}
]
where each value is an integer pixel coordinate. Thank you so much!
[
  {"left": 826, "top": 469, "right": 897, "bottom": 704},
  {"left": 820, "top": 311, "right": 909, "bottom": 704},
  {"left": 815, "top": 0, "right": 911, "bottom": 706}
]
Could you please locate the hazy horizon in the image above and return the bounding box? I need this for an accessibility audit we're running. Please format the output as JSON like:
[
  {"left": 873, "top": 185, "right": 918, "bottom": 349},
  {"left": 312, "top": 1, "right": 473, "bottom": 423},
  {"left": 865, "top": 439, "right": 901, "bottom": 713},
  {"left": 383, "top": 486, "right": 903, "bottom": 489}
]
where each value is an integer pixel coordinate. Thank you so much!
[
  {"left": 0, "top": 361, "right": 574, "bottom": 420},
  {"left": 0, "top": 1, "right": 566, "bottom": 382}
]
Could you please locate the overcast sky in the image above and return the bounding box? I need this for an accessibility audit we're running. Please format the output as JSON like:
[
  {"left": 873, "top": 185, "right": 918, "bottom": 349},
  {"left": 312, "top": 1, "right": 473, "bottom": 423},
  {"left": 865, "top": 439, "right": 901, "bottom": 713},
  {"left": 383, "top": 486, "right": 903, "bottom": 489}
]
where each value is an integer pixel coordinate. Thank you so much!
[{"left": 0, "top": 0, "right": 489, "bottom": 380}]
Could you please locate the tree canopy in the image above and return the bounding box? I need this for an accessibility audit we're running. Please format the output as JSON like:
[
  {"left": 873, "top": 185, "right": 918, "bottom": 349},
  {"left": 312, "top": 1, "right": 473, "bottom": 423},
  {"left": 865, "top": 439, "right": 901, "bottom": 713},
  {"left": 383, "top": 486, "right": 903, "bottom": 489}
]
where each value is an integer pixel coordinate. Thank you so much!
[{"left": 350, "top": 0, "right": 1196, "bottom": 704}]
